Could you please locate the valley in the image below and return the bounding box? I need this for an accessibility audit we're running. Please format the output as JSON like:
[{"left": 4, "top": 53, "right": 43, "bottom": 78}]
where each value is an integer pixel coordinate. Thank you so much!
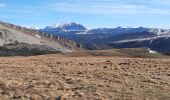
[{"left": 0, "top": 21, "right": 170, "bottom": 100}]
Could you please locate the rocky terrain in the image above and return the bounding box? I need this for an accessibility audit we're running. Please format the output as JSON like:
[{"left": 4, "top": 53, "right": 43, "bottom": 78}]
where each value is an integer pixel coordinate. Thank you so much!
[{"left": 0, "top": 52, "right": 169, "bottom": 100}]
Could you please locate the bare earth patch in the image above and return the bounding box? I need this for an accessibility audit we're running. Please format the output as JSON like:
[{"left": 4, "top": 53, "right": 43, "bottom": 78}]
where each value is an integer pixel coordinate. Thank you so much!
[{"left": 0, "top": 54, "right": 169, "bottom": 100}]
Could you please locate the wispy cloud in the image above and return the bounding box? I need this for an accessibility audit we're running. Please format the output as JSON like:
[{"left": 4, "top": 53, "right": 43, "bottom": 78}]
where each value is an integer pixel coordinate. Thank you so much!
[
  {"left": 13, "top": 0, "right": 170, "bottom": 16},
  {"left": 1, "top": 0, "right": 170, "bottom": 28},
  {"left": 0, "top": 3, "right": 5, "bottom": 8},
  {"left": 44, "top": 1, "right": 170, "bottom": 15}
]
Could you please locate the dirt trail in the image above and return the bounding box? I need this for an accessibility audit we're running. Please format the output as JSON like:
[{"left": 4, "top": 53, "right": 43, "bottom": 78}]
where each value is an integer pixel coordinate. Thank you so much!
[{"left": 0, "top": 54, "right": 169, "bottom": 100}]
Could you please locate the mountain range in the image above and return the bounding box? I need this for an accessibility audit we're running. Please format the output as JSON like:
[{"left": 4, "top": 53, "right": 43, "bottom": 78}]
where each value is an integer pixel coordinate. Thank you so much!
[
  {"left": 0, "top": 20, "right": 170, "bottom": 55},
  {"left": 40, "top": 22, "right": 170, "bottom": 54}
]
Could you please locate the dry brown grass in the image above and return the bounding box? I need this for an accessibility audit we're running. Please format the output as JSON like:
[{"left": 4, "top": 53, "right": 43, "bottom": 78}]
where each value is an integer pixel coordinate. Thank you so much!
[{"left": 0, "top": 54, "right": 169, "bottom": 100}]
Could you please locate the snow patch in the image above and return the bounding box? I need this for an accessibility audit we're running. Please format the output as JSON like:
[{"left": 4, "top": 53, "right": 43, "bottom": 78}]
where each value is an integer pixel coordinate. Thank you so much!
[
  {"left": 149, "top": 39, "right": 153, "bottom": 44},
  {"left": 64, "top": 49, "right": 73, "bottom": 52},
  {"left": 35, "top": 34, "right": 41, "bottom": 38},
  {"left": 114, "top": 35, "right": 170, "bottom": 43},
  {"left": 147, "top": 48, "right": 157, "bottom": 53}
]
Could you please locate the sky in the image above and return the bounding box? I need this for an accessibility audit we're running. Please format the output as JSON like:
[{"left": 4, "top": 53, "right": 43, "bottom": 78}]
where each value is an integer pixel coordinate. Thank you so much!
[{"left": 1, "top": 0, "right": 170, "bottom": 29}]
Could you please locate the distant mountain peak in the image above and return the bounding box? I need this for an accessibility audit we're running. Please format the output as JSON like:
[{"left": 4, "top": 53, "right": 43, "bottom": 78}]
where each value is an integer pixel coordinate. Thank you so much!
[
  {"left": 26, "top": 26, "right": 40, "bottom": 30},
  {"left": 46, "top": 22, "right": 86, "bottom": 31}
]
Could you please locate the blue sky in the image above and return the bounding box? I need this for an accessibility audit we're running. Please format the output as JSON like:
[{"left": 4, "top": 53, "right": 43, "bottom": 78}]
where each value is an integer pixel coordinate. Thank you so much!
[{"left": 1, "top": 0, "right": 170, "bottom": 29}]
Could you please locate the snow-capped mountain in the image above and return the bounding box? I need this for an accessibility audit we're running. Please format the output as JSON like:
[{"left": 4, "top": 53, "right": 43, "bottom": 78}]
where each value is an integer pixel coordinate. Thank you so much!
[
  {"left": 39, "top": 22, "right": 170, "bottom": 54},
  {"left": 83, "top": 27, "right": 170, "bottom": 36},
  {"left": 44, "top": 22, "right": 86, "bottom": 31},
  {"left": 40, "top": 23, "right": 170, "bottom": 44},
  {"left": 149, "top": 28, "right": 170, "bottom": 35},
  {"left": 41, "top": 23, "right": 170, "bottom": 36}
]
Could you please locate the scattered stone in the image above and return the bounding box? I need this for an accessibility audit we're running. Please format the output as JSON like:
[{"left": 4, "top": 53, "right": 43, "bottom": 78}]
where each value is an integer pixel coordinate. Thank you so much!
[{"left": 103, "top": 66, "right": 108, "bottom": 68}]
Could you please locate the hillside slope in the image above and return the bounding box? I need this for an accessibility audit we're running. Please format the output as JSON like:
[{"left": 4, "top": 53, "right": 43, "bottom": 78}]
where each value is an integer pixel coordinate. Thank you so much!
[{"left": 0, "top": 21, "right": 84, "bottom": 53}]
